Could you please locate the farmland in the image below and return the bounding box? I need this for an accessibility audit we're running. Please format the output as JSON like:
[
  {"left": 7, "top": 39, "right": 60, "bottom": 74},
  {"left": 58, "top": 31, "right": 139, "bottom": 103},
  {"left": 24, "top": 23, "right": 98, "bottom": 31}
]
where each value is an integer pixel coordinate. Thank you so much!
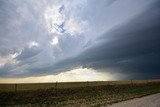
[{"left": 0, "top": 80, "right": 160, "bottom": 106}]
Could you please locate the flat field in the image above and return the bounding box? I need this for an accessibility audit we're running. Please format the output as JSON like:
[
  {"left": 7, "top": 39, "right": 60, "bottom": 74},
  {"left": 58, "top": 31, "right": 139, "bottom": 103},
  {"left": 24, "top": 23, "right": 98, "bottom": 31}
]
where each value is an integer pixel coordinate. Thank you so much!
[
  {"left": 0, "top": 80, "right": 159, "bottom": 92},
  {"left": 0, "top": 80, "right": 160, "bottom": 106}
]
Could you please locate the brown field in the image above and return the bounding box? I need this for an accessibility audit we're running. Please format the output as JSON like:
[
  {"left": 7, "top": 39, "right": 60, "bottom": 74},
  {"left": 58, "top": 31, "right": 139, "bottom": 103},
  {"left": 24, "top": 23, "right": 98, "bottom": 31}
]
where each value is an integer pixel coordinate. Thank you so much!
[
  {"left": 0, "top": 80, "right": 159, "bottom": 92},
  {"left": 0, "top": 80, "right": 160, "bottom": 106}
]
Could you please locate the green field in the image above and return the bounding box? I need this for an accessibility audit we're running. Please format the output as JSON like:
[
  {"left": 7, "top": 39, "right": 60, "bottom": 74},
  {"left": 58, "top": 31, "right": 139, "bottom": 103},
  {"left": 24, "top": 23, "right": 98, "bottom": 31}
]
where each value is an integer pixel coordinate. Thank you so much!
[{"left": 0, "top": 80, "right": 160, "bottom": 106}]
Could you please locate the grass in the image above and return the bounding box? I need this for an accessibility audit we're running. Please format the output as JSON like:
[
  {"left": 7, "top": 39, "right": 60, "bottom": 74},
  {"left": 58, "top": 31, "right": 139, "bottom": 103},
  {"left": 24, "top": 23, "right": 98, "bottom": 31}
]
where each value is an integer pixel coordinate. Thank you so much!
[
  {"left": 0, "top": 80, "right": 160, "bottom": 106},
  {"left": 0, "top": 80, "right": 158, "bottom": 92}
]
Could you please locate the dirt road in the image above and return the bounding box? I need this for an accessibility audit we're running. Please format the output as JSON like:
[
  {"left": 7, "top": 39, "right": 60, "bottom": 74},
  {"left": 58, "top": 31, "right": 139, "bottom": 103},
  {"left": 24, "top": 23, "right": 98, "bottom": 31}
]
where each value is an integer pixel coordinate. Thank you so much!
[{"left": 107, "top": 93, "right": 160, "bottom": 107}]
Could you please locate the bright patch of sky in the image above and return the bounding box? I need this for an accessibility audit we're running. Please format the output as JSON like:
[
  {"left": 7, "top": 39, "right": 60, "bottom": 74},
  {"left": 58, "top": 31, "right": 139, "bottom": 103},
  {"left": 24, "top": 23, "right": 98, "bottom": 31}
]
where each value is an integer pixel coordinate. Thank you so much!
[
  {"left": 28, "top": 41, "right": 39, "bottom": 48},
  {"left": 50, "top": 36, "right": 59, "bottom": 46},
  {"left": 0, "top": 53, "right": 19, "bottom": 67},
  {"left": 0, "top": 67, "right": 120, "bottom": 83},
  {"left": 44, "top": 1, "right": 88, "bottom": 36}
]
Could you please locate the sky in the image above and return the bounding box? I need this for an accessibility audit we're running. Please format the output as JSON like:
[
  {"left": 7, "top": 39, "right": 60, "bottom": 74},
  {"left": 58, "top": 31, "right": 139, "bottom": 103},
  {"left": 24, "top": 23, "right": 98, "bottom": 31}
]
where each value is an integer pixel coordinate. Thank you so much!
[{"left": 0, "top": 0, "right": 160, "bottom": 83}]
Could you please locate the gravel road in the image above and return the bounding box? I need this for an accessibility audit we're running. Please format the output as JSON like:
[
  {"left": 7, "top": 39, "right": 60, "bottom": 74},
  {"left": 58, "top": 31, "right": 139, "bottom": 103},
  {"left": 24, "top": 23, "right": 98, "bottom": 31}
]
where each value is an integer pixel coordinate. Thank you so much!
[{"left": 107, "top": 93, "right": 160, "bottom": 107}]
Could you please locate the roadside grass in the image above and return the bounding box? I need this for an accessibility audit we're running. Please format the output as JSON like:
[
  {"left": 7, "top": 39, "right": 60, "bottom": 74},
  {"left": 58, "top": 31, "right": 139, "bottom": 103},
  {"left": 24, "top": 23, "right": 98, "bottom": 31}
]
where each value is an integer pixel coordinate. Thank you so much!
[{"left": 0, "top": 81, "right": 160, "bottom": 106}]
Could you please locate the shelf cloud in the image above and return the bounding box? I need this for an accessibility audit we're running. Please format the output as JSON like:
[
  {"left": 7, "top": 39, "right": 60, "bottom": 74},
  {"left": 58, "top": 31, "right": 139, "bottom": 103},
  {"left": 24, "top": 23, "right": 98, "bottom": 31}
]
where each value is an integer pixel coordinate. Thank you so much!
[{"left": 0, "top": 0, "right": 160, "bottom": 82}]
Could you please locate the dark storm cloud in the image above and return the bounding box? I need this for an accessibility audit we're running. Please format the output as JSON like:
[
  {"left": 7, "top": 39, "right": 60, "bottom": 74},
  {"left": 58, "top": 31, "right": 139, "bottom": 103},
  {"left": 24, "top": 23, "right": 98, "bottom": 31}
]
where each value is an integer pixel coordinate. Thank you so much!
[
  {"left": 32, "top": 1, "right": 160, "bottom": 79},
  {"left": 73, "top": 1, "right": 160, "bottom": 79},
  {"left": 0, "top": 0, "right": 160, "bottom": 79}
]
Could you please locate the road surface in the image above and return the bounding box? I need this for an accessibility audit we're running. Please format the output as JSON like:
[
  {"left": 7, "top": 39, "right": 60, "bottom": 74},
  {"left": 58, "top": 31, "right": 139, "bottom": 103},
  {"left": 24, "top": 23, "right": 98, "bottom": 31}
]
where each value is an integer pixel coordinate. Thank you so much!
[{"left": 107, "top": 93, "right": 160, "bottom": 107}]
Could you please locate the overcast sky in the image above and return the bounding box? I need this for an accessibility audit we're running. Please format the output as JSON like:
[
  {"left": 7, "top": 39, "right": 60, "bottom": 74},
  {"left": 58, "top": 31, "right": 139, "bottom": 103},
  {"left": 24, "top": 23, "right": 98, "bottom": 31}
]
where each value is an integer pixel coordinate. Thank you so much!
[{"left": 0, "top": 0, "right": 160, "bottom": 82}]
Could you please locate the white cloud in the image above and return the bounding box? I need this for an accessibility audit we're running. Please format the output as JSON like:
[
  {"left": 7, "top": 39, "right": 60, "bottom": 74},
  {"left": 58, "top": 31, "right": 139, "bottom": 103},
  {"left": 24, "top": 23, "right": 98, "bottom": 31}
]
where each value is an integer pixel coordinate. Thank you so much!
[
  {"left": 44, "top": 5, "right": 65, "bottom": 34},
  {"left": 50, "top": 36, "right": 59, "bottom": 46},
  {"left": 28, "top": 41, "right": 39, "bottom": 48},
  {"left": 0, "top": 53, "right": 19, "bottom": 67},
  {"left": 43, "top": 1, "right": 89, "bottom": 36},
  {"left": 64, "top": 17, "right": 88, "bottom": 36},
  {"left": 0, "top": 67, "right": 117, "bottom": 83}
]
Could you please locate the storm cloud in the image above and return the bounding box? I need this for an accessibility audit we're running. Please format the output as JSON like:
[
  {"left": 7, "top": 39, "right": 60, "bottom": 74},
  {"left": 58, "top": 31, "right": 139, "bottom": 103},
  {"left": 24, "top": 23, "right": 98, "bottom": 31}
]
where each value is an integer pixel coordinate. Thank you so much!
[{"left": 0, "top": 0, "right": 160, "bottom": 80}]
